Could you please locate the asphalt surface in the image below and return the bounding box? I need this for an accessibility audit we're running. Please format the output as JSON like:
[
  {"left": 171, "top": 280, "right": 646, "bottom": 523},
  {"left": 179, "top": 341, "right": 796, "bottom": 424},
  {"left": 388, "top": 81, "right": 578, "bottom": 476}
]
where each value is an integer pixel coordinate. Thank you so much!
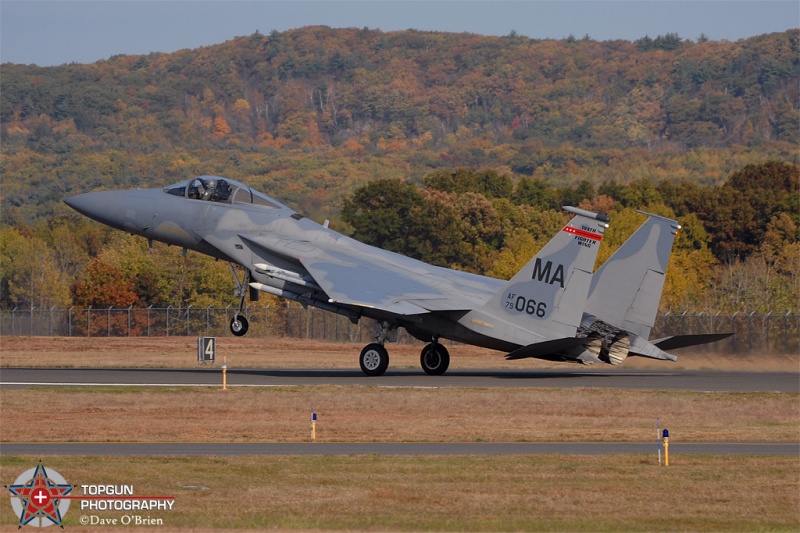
[
  {"left": 2, "top": 367, "right": 796, "bottom": 457},
  {"left": 2, "top": 442, "right": 797, "bottom": 456},
  {"left": 1, "top": 367, "right": 798, "bottom": 392}
]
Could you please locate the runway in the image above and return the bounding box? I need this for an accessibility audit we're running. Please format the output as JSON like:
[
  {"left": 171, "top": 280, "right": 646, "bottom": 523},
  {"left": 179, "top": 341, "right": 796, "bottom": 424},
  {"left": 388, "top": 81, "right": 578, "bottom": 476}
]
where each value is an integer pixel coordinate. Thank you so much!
[
  {"left": 2, "top": 367, "right": 797, "bottom": 457},
  {"left": 2, "top": 442, "right": 797, "bottom": 456},
  {"left": 1, "top": 367, "right": 798, "bottom": 392}
]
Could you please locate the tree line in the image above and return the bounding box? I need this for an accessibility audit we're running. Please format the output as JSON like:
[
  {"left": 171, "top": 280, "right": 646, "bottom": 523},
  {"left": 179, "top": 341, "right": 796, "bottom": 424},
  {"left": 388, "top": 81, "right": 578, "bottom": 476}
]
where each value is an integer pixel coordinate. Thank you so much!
[
  {"left": 3, "top": 28, "right": 797, "bottom": 152},
  {"left": 1, "top": 28, "right": 797, "bottom": 227}
]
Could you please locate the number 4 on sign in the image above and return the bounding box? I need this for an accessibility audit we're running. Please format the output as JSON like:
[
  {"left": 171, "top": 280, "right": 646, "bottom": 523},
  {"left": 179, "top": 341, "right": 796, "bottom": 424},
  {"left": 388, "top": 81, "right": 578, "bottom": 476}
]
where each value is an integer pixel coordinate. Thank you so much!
[{"left": 198, "top": 337, "right": 216, "bottom": 364}]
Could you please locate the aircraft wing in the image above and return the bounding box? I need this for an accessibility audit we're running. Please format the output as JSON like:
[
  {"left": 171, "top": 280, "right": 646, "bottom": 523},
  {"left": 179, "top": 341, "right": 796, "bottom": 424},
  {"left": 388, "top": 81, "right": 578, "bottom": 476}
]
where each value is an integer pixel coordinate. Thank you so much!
[{"left": 239, "top": 234, "right": 493, "bottom": 315}]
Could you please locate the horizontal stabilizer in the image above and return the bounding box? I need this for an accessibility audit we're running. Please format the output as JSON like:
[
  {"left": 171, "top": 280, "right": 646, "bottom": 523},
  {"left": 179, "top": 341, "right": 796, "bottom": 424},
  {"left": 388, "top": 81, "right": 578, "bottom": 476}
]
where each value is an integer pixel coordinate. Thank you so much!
[
  {"left": 653, "top": 333, "right": 734, "bottom": 351},
  {"left": 505, "top": 337, "right": 591, "bottom": 360},
  {"left": 626, "top": 334, "right": 676, "bottom": 361}
]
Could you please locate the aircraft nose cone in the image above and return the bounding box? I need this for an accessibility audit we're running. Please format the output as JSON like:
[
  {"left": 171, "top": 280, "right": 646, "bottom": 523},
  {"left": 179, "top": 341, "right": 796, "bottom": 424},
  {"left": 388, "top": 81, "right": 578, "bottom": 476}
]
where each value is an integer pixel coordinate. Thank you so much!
[
  {"left": 64, "top": 190, "right": 132, "bottom": 229},
  {"left": 63, "top": 193, "right": 96, "bottom": 218}
]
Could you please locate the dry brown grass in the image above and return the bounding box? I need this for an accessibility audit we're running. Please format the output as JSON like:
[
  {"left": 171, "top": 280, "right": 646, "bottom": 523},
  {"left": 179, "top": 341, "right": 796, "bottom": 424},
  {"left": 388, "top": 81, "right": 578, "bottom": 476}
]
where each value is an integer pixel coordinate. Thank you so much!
[
  {"left": 1, "top": 454, "right": 798, "bottom": 531},
  {"left": 1, "top": 336, "right": 798, "bottom": 371},
  {"left": 2, "top": 385, "right": 797, "bottom": 443}
]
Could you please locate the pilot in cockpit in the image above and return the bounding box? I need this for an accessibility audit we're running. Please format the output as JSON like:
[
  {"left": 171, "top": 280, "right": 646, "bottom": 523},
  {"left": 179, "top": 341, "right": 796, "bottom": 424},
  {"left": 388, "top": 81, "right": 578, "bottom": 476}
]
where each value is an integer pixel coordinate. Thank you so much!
[
  {"left": 187, "top": 177, "right": 232, "bottom": 202},
  {"left": 200, "top": 178, "right": 217, "bottom": 200},
  {"left": 188, "top": 179, "right": 204, "bottom": 199}
]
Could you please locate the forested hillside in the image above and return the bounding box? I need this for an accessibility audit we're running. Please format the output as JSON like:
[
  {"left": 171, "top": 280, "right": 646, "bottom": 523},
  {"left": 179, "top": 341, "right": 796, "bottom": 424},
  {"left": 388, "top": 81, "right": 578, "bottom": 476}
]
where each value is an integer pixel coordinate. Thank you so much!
[{"left": 0, "top": 27, "right": 798, "bottom": 313}]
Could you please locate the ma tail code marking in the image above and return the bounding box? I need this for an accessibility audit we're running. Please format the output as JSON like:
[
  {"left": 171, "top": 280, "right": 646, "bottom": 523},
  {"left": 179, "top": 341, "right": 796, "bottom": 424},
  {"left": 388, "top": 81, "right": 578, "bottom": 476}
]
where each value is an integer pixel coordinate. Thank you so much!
[{"left": 531, "top": 259, "right": 565, "bottom": 287}]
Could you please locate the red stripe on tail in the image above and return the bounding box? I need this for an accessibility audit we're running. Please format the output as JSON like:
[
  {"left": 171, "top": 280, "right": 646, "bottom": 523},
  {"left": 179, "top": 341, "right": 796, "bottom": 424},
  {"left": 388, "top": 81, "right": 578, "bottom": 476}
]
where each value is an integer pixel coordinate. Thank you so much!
[{"left": 563, "top": 226, "right": 603, "bottom": 241}]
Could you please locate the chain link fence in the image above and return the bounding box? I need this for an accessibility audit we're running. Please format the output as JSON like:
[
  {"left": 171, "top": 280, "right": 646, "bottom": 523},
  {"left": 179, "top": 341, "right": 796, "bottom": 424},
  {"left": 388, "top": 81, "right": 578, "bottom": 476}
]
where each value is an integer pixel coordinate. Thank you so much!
[
  {"left": 0, "top": 305, "right": 416, "bottom": 345},
  {"left": 1, "top": 306, "right": 797, "bottom": 354}
]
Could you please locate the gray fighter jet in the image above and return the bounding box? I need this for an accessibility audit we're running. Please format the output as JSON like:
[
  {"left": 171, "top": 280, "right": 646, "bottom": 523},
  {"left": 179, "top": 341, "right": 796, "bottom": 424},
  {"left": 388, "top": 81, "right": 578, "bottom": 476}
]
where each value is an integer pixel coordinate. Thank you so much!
[{"left": 65, "top": 176, "right": 729, "bottom": 375}]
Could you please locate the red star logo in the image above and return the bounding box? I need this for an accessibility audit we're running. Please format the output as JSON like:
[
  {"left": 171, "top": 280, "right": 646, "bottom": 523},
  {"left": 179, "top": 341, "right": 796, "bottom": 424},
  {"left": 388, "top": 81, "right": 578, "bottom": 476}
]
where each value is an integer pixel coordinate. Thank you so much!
[{"left": 8, "top": 463, "right": 73, "bottom": 528}]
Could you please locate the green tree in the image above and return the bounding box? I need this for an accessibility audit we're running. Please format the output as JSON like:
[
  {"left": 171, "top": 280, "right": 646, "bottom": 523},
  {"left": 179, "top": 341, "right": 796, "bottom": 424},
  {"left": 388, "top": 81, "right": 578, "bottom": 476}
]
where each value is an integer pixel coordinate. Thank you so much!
[
  {"left": 707, "top": 161, "right": 799, "bottom": 259},
  {"left": 408, "top": 189, "right": 465, "bottom": 268},
  {"left": 341, "top": 178, "right": 428, "bottom": 255},
  {"left": 557, "top": 180, "right": 595, "bottom": 207},
  {"left": 511, "top": 177, "right": 558, "bottom": 210},
  {"left": 423, "top": 168, "right": 513, "bottom": 199}
]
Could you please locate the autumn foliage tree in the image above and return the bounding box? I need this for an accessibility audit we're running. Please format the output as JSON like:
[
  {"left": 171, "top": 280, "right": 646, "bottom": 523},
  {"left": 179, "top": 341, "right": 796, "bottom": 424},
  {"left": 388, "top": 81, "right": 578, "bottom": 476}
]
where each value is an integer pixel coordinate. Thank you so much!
[
  {"left": 72, "top": 259, "right": 138, "bottom": 308},
  {"left": 704, "top": 161, "right": 800, "bottom": 259},
  {"left": 69, "top": 259, "right": 140, "bottom": 335}
]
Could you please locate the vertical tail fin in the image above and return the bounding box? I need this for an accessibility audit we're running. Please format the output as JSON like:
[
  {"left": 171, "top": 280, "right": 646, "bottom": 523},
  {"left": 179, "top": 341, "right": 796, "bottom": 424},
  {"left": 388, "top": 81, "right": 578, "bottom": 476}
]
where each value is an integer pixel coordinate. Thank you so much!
[
  {"left": 479, "top": 207, "right": 609, "bottom": 341},
  {"left": 585, "top": 211, "right": 680, "bottom": 339}
]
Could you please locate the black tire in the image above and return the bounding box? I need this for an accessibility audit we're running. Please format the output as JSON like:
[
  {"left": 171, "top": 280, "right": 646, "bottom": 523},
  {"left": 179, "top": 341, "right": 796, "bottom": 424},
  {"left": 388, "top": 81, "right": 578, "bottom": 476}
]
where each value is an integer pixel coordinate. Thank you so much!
[
  {"left": 420, "top": 343, "right": 450, "bottom": 375},
  {"left": 230, "top": 315, "right": 249, "bottom": 336},
  {"left": 359, "top": 343, "right": 389, "bottom": 376}
]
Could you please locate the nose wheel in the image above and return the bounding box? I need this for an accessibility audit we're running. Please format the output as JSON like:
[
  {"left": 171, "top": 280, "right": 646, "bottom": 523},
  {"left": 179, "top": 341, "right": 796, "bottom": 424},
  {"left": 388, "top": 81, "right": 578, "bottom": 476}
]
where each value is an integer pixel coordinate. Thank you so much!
[
  {"left": 228, "top": 263, "right": 250, "bottom": 336},
  {"left": 230, "top": 314, "right": 249, "bottom": 336}
]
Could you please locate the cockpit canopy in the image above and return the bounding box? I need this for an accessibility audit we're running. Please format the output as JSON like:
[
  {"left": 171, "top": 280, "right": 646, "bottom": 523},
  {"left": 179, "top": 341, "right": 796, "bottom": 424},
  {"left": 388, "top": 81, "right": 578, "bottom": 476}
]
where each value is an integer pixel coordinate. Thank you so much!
[{"left": 164, "top": 176, "right": 286, "bottom": 209}]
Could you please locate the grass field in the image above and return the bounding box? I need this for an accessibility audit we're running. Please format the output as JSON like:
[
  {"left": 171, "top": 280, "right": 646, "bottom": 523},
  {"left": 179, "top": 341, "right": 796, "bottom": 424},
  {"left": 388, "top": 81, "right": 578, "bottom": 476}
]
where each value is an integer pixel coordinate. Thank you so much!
[
  {"left": 1, "top": 454, "right": 798, "bottom": 531},
  {"left": 1, "top": 386, "right": 798, "bottom": 443},
  {"left": 1, "top": 337, "right": 798, "bottom": 531}
]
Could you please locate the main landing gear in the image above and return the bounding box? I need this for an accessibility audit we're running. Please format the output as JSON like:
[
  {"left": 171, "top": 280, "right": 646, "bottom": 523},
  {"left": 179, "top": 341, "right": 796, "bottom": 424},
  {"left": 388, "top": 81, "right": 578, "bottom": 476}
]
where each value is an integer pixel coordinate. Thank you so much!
[
  {"left": 359, "top": 321, "right": 393, "bottom": 376},
  {"left": 359, "top": 343, "right": 390, "bottom": 376},
  {"left": 358, "top": 322, "right": 450, "bottom": 377},
  {"left": 420, "top": 341, "right": 450, "bottom": 375}
]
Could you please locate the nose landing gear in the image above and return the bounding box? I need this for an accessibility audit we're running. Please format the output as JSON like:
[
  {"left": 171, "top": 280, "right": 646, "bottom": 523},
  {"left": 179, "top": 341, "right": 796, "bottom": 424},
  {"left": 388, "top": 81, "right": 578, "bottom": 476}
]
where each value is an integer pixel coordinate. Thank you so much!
[
  {"left": 229, "top": 263, "right": 250, "bottom": 336},
  {"left": 230, "top": 314, "right": 249, "bottom": 336}
]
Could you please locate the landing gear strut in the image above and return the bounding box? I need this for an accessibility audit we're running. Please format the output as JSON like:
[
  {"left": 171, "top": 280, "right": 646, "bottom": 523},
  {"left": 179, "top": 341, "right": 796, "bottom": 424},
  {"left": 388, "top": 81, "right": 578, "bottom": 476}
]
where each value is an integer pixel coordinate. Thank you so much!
[
  {"left": 358, "top": 321, "right": 393, "bottom": 376},
  {"left": 229, "top": 263, "right": 250, "bottom": 336},
  {"left": 420, "top": 341, "right": 450, "bottom": 375}
]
